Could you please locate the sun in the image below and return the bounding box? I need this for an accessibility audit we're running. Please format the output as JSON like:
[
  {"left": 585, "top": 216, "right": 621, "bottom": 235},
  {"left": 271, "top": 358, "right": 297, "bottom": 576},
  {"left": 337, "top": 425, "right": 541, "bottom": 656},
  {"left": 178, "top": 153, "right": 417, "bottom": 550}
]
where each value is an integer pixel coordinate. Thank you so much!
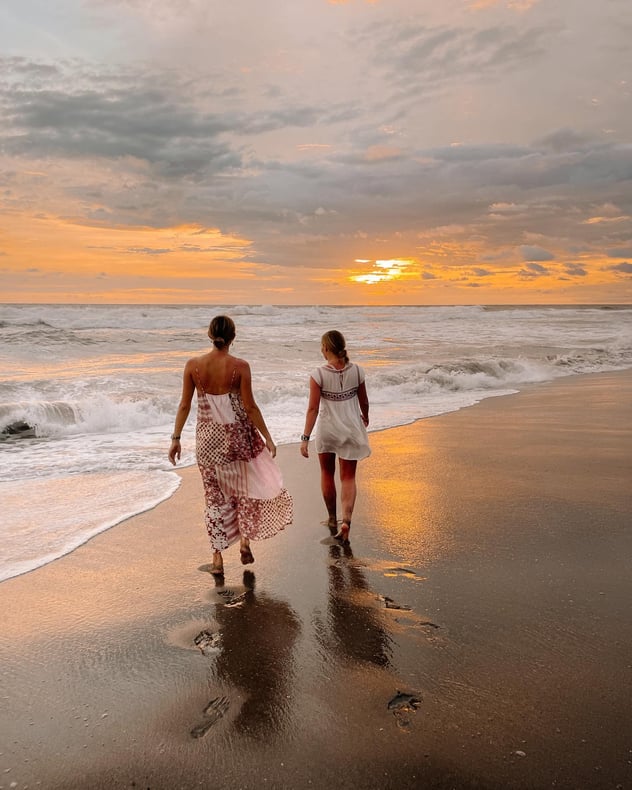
[{"left": 350, "top": 259, "right": 413, "bottom": 284}]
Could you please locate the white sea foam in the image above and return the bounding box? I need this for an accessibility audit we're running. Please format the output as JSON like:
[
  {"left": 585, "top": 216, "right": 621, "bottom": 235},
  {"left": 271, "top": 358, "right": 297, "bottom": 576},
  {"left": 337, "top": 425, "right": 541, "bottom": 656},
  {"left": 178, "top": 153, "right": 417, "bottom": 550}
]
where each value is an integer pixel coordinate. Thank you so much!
[
  {"left": 0, "top": 471, "right": 181, "bottom": 582},
  {"left": 1, "top": 303, "right": 631, "bottom": 581}
]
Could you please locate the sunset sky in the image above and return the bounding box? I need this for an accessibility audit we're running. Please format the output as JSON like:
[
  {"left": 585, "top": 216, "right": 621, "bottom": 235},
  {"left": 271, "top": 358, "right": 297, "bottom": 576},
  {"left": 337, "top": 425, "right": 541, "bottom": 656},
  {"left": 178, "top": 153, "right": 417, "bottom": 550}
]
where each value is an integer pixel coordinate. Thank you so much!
[{"left": 1, "top": 0, "right": 631, "bottom": 304}]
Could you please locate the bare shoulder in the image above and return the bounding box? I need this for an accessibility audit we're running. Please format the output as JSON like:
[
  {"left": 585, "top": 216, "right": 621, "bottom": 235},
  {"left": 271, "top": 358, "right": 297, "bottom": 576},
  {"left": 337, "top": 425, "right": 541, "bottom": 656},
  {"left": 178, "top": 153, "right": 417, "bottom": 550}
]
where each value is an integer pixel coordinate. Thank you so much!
[
  {"left": 230, "top": 355, "right": 251, "bottom": 373},
  {"left": 184, "top": 351, "right": 213, "bottom": 374},
  {"left": 184, "top": 353, "right": 205, "bottom": 370}
]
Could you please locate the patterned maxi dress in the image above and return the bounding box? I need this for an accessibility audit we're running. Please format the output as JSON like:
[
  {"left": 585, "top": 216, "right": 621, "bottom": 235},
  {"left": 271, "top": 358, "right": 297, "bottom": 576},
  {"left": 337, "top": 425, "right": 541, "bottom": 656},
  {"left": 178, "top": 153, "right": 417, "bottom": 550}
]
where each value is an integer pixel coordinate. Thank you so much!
[{"left": 195, "top": 371, "right": 293, "bottom": 551}]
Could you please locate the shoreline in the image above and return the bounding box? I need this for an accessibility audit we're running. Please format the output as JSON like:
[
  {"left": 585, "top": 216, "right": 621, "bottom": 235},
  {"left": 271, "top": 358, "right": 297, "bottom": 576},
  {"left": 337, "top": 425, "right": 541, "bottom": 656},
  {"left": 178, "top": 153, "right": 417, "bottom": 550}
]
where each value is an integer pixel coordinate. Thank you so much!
[
  {"left": 4, "top": 366, "right": 631, "bottom": 586},
  {"left": 1, "top": 368, "right": 631, "bottom": 789}
]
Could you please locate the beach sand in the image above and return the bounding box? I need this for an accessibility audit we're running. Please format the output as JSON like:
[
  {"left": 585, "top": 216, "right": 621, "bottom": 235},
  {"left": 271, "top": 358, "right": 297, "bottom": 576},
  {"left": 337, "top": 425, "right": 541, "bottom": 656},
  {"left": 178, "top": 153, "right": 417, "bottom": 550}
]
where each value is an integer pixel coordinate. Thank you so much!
[{"left": 1, "top": 370, "right": 631, "bottom": 790}]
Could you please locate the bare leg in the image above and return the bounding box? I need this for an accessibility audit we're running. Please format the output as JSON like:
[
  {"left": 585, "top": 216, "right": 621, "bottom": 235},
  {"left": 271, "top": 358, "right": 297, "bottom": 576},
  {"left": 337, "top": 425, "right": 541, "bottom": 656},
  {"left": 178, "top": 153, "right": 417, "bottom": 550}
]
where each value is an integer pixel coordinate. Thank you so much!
[
  {"left": 318, "top": 452, "right": 338, "bottom": 527},
  {"left": 211, "top": 550, "right": 224, "bottom": 575},
  {"left": 336, "top": 458, "right": 358, "bottom": 541}
]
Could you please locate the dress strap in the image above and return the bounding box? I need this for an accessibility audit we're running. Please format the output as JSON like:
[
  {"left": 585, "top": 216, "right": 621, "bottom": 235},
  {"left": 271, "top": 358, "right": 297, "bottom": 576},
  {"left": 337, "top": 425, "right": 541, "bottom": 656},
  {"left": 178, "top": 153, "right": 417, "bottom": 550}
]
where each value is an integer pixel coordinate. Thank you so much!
[{"left": 194, "top": 366, "right": 206, "bottom": 394}]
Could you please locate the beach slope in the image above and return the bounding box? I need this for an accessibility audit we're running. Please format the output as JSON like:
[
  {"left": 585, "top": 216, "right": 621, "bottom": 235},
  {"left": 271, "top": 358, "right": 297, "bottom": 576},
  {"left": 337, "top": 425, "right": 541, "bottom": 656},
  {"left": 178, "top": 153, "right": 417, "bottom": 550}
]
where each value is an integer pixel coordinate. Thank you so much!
[{"left": 1, "top": 371, "right": 631, "bottom": 789}]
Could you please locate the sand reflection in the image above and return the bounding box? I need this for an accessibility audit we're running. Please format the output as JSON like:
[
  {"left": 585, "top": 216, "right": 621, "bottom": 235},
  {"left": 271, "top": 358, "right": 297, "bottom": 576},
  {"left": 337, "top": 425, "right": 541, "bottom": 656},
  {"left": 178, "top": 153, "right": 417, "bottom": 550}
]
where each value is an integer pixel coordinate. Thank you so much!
[
  {"left": 211, "top": 571, "right": 301, "bottom": 739},
  {"left": 321, "top": 544, "right": 392, "bottom": 668},
  {"left": 362, "top": 428, "right": 455, "bottom": 563}
]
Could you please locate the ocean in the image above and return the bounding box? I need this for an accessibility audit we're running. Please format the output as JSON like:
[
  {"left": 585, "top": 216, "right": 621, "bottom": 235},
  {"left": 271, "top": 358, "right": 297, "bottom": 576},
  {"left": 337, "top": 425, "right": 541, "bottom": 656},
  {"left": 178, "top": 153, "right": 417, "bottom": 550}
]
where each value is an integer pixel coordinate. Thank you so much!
[{"left": 1, "top": 303, "right": 631, "bottom": 582}]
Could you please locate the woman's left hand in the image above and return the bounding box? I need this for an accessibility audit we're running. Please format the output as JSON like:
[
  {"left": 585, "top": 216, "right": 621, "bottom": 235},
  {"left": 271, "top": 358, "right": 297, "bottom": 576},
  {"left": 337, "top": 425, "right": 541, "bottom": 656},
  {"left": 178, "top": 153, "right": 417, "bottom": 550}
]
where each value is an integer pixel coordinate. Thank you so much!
[{"left": 266, "top": 437, "right": 277, "bottom": 458}]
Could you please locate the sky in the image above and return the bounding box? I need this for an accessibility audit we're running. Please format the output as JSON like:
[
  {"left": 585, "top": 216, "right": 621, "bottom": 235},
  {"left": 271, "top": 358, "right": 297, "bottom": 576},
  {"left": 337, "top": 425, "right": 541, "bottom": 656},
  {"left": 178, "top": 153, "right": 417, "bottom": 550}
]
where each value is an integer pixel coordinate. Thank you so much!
[{"left": 1, "top": 0, "right": 631, "bottom": 305}]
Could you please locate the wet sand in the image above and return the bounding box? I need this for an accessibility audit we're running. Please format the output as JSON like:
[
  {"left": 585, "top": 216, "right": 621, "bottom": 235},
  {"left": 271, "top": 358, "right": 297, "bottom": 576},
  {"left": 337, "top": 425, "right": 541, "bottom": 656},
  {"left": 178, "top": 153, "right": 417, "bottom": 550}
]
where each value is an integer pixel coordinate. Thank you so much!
[{"left": 1, "top": 370, "right": 631, "bottom": 790}]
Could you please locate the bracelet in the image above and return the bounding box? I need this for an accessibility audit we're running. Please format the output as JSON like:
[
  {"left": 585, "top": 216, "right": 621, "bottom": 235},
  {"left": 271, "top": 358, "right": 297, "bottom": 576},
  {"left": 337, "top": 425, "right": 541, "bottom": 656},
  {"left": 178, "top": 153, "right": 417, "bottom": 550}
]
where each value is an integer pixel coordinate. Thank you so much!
[
  {"left": 300, "top": 434, "right": 310, "bottom": 442},
  {"left": 171, "top": 435, "right": 181, "bottom": 441}
]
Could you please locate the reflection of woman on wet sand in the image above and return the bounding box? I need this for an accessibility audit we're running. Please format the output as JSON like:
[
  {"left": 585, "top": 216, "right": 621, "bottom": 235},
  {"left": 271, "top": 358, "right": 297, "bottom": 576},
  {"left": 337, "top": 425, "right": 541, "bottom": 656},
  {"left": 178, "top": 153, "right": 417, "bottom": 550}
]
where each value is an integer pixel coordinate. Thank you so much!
[
  {"left": 212, "top": 573, "right": 301, "bottom": 738},
  {"left": 321, "top": 545, "right": 392, "bottom": 668},
  {"left": 300, "top": 330, "right": 370, "bottom": 543}
]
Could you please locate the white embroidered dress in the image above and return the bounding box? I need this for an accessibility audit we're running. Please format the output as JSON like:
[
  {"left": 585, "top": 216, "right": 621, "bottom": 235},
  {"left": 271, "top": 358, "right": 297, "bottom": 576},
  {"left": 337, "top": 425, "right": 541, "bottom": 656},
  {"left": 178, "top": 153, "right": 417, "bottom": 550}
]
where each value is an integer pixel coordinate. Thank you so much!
[
  {"left": 311, "top": 362, "right": 371, "bottom": 461},
  {"left": 195, "top": 370, "right": 293, "bottom": 551}
]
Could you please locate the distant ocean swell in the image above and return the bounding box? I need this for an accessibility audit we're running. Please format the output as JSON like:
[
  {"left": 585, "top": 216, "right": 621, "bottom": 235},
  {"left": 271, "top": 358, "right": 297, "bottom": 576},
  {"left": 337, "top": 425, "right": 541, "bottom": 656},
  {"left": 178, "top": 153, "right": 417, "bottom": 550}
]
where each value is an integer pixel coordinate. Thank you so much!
[{"left": 2, "top": 344, "right": 630, "bottom": 443}]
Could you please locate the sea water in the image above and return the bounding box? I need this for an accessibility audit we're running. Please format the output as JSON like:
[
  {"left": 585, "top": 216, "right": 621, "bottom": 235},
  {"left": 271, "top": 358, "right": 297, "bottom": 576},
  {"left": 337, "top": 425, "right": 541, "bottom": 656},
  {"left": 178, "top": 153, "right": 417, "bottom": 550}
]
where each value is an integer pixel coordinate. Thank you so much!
[{"left": 1, "top": 303, "right": 631, "bottom": 581}]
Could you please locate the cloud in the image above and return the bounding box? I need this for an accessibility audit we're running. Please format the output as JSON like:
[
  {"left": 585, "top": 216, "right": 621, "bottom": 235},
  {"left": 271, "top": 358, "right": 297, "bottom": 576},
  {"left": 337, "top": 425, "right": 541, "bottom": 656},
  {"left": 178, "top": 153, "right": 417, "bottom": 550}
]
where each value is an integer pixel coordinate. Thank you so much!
[
  {"left": 468, "top": 0, "right": 542, "bottom": 9},
  {"left": 367, "top": 17, "right": 557, "bottom": 102},
  {"left": 518, "top": 265, "right": 547, "bottom": 280},
  {"left": 489, "top": 202, "right": 528, "bottom": 213},
  {"left": 564, "top": 263, "right": 587, "bottom": 277},
  {"left": 608, "top": 261, "right": 632, "bottom": 274},
  {"left": 364, "top": 145, "right": 403, "bottom": 162},
  {"left": 535, "top": 128, "right": 594, "bottom": 153},
  {"left": 606, "top": 247, "right": 632, "bottom": 258},
  {"left": 525, "top": 261, "right": 549, "bottom": 274},
  {"left": 0, "top": 59, "right": 360, "bottom": 180},
  {"left": 1, "top": 13, "right": 632, "bottom": 293},
  {"left": 126, "top": 247, "right": 172, "bottom": 255},
  {"left": 1, "top": 82, "right": 239, "bottom": 179},
  {"left": 519, "top": 245, "right": 555, "bottom": 262}
]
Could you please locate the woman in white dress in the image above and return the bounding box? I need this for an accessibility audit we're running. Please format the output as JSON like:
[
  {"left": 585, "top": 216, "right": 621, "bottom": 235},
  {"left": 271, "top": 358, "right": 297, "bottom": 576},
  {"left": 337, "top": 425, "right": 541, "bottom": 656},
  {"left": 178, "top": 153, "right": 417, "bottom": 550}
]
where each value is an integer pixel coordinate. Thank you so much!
[
  {"left": 300, "top": 330, "right": 370, "bottom": 542},
  {"left": 169, "top": 315, "right": 292, "bottom": 575}
]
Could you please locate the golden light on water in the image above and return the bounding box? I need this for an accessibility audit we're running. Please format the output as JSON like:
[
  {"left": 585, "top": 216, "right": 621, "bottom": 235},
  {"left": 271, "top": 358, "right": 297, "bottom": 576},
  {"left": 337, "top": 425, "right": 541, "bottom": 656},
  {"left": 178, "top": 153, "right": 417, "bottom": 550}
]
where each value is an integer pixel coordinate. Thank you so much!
[{"left": 351, "top": 258, "right": 413, "bottom": 284}]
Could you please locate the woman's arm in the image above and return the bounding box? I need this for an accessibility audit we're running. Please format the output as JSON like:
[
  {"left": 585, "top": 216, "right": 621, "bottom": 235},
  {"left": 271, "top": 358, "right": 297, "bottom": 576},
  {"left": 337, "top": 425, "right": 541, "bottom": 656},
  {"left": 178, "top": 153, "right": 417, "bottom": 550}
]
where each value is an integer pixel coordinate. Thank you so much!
[
  {"left": 168, "top": 360, "right": 195, "bottom": 465},
  {"left": 357, "top": 380, "right": 369, "bottom": 427},
  {"left": 300, "top": 376, "right": 321, "bottom": 458},
  {"left": 239, "top": 360, "right": 277, "bottom": 457}
]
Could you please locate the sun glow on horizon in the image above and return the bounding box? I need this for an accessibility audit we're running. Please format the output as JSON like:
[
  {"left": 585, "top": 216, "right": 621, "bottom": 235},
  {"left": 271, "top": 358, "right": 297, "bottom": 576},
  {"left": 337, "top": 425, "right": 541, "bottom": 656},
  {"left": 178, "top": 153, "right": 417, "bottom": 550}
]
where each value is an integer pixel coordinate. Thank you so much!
[{"left": 351, "top": 258, "right": 414, "bottom": 284}]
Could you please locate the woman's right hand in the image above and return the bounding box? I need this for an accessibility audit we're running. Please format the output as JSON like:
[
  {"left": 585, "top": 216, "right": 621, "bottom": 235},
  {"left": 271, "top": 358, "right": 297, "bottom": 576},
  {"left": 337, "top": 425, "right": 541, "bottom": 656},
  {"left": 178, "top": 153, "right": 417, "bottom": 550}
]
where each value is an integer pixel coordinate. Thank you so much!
[
  {"left": 300, "top": 440, "right": 309, "bottom": 458},
  {"left": 168, "top": 439, "right": 181, "bottom": 466},
  {"left": 266, "top": 437, "right": 277, "bottom": 458}
]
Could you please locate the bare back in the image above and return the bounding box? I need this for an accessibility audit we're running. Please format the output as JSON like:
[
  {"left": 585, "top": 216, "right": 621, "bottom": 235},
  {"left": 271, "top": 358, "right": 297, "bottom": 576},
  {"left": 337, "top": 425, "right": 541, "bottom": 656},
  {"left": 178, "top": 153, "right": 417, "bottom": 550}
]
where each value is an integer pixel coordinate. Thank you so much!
[{"left": 192, "top": 351, "right": 245, "bottom": 395}]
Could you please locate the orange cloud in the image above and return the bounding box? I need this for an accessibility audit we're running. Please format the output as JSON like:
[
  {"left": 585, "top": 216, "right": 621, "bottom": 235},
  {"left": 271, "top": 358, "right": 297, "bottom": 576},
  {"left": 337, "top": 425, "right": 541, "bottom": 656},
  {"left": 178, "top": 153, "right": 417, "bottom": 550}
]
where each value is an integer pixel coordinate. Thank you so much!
[{"left": 0, "top": 212, "right": 256, "bottom": 302}]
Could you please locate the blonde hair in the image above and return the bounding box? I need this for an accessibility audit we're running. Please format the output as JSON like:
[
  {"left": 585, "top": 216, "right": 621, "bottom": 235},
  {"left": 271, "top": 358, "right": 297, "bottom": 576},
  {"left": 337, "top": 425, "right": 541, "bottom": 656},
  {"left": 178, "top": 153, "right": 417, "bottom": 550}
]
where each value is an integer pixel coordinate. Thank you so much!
[
  {"left": 209, "top": 315, "right": 236, "bottom": 349},
  {"left": 321, "top": 330, "right": 349, "bottom": 364}
]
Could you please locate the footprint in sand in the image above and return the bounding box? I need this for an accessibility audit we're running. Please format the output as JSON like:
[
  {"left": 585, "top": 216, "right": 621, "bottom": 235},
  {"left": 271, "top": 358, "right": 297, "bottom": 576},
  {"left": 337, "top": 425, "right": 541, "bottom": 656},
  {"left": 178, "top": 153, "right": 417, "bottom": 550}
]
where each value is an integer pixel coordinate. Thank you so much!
[
  {"left": 223, "top": 591, "right": 247, "bottom": 608},
  {"left": 193, "top": 629, "right": 222, "bottom": 657},
  {"left": 384, "top": 566, "right": 425, "bottom": 581},
  {"left": 378, "top": 594, "right": 412, "bottom": 611},
  {"left": 387, "top": 690, "right": 422, "bottom": 730},
  {"left": 206, "top": 588, "right": 248, "bottom": 607},
  {"left": 190, "top": 696, "right": 231, "bottom": 739}
]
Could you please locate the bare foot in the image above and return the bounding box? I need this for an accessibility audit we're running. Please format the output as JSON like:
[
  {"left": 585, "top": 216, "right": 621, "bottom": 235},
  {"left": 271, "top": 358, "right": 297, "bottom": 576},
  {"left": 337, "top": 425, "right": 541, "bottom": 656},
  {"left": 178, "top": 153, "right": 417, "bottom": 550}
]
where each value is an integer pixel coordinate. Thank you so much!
[
  {"left": 240, "top": 540, "right": 255, "bottom": 565},
  {"left": 334, "top": 520, "right": 351, "bottom": 543},
  {"left": 326, "top": 515, "right": 338, "bottom": 529}
]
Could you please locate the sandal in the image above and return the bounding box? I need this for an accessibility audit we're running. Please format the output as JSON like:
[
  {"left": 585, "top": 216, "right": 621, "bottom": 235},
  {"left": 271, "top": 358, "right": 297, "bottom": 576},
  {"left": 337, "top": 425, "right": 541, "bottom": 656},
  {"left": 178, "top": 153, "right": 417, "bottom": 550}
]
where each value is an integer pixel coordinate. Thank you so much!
[{"left": 334, "top": 521, "right": 351, "bottom": 543}]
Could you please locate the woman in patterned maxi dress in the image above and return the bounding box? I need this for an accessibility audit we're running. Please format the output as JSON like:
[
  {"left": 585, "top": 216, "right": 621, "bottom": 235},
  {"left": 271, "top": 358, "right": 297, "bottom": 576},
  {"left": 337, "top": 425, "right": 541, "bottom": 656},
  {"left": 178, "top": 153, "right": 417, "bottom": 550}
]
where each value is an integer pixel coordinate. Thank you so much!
[
  {"left": 300, "top": 330, "right": 370, "bottom": 543},
  {"left": 169, "top": 316, "right": 292, "bottom": 575}
]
